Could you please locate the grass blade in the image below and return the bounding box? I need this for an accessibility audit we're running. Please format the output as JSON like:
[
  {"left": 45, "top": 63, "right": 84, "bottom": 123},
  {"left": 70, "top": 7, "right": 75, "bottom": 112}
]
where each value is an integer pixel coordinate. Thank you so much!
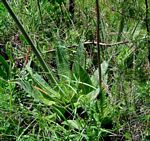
[{"left": 1, "top": 0, "right": 57, "bottom": 85}]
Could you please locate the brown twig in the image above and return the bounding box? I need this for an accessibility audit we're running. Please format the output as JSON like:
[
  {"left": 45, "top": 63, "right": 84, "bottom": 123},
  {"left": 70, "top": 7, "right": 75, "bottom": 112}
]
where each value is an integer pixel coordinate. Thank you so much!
[
  {"left": 43, "top": 40, "right": 129, "bottom": 53},
  {"left": 84, "top": 40, "right": 129, "bottom": 47}
]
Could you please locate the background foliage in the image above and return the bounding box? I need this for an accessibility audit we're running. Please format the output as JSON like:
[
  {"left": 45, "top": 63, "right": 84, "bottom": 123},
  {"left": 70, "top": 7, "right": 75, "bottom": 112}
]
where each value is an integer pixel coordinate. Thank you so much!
[{"left": 0, "top": 0, "right": 150, "bottom": 140}]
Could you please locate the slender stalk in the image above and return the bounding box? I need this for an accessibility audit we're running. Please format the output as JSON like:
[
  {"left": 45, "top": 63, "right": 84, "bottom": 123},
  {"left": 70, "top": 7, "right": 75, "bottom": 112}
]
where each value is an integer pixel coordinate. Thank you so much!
[
  {"left": 145, "top": 0, "right": 150, "bottom": 63},
  {"left": 96, "top": 0, "right": 104, "bottom": 115},
  {"left": 1, "top": 0, "right": 57, "bottom": 85},
  {"left": 96, "top": 0, "right": 102, "bottom": 90}
]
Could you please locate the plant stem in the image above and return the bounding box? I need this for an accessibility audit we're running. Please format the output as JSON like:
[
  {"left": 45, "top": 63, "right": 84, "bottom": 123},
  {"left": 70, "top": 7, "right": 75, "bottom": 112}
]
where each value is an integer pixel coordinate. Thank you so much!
[
  {"left": 96, "top": 0, "right": 102, "bottom": 90},
  {"left": 96, "top": 0, "right": 104, "bottom": 115},
  {"left": 145, "top": 0, "right": 150, "bottom": 63},
  {"left": 1, "top": 0, "right": 57, "bottom": 85}
]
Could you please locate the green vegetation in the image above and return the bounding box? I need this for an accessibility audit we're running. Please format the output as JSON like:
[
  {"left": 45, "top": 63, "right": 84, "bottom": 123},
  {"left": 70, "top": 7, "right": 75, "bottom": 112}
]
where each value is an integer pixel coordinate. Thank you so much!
[{"left": 0, "top": 0, "right": 150, "bottom": 140}]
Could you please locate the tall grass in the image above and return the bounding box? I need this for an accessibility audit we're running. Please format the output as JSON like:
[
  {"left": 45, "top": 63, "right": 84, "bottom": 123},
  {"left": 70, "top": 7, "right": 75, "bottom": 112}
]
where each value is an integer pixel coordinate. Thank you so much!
[{"left": 0, "top": 0, "right": 149, "bottom": 140}]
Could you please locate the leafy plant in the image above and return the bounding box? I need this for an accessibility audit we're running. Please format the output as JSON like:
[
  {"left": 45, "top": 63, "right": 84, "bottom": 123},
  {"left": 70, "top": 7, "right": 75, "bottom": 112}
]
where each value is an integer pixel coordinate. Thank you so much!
[{"left": 0, "top": 0, "right": 149, "bottom": 140}]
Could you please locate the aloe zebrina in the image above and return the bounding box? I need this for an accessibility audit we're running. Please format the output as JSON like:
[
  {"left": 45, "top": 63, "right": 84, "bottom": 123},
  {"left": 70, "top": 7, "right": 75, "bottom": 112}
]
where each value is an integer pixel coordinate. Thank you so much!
[{"left": 1, "top": 0, "right": 57, "bottom": 85}]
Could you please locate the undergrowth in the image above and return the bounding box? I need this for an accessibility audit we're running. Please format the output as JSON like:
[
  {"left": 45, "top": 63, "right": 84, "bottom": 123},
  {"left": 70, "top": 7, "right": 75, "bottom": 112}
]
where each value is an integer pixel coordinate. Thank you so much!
[{"left": 0, "top": 0, "right": 150, "bottom": 140}]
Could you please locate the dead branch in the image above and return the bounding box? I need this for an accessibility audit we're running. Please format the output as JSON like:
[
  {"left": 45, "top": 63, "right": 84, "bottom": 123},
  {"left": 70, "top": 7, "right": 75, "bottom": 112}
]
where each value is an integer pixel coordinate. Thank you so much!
[
  {"left": 43, "top": 40, "right": 129, "bottom": 53},
  {"left": 84, "top": 40, "right": 129, "bottom": 46}
]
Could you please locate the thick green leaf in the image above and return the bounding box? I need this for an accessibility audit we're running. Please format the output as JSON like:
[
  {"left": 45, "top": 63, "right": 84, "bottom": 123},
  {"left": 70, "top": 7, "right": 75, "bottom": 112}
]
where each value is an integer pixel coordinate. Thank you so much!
[
  {"left": 62, "top": 120, "right": 81, "bottom": 130},
  {"left": 91, "top": 61, "right": 109, "bottom": 86},
  {"left": 17, "top": 65, "right": 61, "bottom": 106},
  {"left": 73, "top": 62, "right": 93, "bottom": 94},
  {"left": 74, "top": 40, "right": 85, "bottom": 68},
  {"left": 18, "top": 79, "right": 56, "bottom": 106},
  {"left": 26, "top": 64, "right": 60, "bottom": 97},
  {"left": 56, "top": 44, "right": 70, "bottom": 80}
]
